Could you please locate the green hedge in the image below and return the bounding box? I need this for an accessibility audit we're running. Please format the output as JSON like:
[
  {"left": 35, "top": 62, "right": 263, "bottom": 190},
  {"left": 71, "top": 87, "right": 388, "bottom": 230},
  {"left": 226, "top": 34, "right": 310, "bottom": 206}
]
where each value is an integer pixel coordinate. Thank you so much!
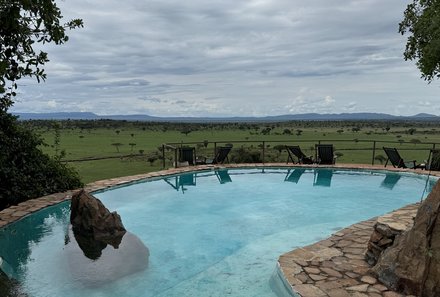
[{"left": 0, "top": 112, "right": 82, "bottom": 210}]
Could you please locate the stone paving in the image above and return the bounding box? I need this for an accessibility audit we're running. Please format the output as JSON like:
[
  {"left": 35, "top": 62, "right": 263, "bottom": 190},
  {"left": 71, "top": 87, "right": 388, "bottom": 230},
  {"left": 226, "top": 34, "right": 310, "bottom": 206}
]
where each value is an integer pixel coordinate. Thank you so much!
[
  {"left": 0, "top": 163, "right": 438, "bottom": 296},
  {"left": 278, "top": 203, "right": 419, "bottom": 297}
]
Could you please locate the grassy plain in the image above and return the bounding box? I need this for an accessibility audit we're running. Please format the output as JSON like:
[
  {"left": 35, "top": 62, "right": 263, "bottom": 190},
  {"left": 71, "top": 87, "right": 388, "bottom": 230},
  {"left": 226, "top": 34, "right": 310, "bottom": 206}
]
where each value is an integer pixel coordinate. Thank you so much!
[{"left": 31, "top": 121, "right": 440, "bottom": 184}]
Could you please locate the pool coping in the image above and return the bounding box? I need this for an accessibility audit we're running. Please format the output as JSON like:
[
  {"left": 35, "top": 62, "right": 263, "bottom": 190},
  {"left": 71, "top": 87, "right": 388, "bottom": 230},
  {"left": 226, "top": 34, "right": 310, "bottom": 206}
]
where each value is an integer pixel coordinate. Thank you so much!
[{"left": 0, "top": 163, "right": 437, "bottom": 296}]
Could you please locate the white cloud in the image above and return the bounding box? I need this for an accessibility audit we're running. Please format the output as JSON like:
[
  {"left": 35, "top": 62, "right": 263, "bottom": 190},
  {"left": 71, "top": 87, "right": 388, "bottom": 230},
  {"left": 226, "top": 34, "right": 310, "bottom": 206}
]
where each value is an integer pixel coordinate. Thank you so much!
[{"left": 47, "top": 100, "right": 57, "bottom": 108}]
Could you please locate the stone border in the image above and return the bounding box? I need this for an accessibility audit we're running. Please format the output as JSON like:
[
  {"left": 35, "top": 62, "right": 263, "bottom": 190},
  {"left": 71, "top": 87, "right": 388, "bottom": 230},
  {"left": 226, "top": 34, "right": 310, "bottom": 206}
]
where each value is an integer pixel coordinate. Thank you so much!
[
  {"left": 278, "top": 203, "right": 420, "bottom": 297},
  {"left": 0, "top": 163, "right": 438, "bottom": 296}
]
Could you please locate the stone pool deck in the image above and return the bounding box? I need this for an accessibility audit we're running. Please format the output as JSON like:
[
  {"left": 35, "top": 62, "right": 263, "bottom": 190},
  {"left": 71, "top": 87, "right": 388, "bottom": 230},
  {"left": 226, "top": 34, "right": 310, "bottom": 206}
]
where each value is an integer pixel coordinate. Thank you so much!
[{"left": 0, "top": 163, "right": 439, "bottom": 296}]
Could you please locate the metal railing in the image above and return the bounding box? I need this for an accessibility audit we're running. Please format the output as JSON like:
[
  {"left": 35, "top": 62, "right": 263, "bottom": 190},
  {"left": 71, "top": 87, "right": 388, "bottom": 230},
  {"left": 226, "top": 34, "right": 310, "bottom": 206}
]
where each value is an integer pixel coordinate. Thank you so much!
[{"left": 162, "top": 139, "right": 439, "bottom": 168}]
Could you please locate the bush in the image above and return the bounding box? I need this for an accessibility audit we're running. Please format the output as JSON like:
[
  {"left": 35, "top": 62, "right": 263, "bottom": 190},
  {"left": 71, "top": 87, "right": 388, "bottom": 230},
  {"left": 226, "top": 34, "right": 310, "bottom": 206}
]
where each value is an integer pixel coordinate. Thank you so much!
[
  {"left": 230, "top": 147, "right": 262, "bottom": 163},
  {"left": 0, "top": 112, "right": 83, "bottom": 210}
]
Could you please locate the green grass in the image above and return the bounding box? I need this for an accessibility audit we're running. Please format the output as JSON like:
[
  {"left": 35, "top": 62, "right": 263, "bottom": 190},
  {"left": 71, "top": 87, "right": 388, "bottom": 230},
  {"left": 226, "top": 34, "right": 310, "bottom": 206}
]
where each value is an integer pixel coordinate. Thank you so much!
[{"left": 35, "top": 123, "right": 440, "bottom": 184}]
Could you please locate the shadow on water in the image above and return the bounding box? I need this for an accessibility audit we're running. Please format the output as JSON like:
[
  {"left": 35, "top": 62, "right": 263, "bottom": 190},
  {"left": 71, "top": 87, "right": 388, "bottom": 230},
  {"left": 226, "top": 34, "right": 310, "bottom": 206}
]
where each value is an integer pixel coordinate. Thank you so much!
[
  {"left": 380, "top": 173, "right": 401, "bottom": 190},
  {"left": 313, "top": 169, "right": 333, "bottom": 187}
]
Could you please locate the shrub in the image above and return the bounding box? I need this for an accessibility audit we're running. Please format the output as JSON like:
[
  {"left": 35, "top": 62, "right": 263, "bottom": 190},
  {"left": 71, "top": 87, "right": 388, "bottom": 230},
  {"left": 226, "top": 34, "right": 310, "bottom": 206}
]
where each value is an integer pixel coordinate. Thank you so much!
[{"left": 0, "top": 112, "right": 82, "bottom": 210}]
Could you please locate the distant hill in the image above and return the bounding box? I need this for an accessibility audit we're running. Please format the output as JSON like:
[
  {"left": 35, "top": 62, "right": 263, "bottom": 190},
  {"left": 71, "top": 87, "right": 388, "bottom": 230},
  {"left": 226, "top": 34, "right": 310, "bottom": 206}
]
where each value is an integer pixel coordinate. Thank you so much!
[{"left": 12, "top": 112, "right": 440, "bottom": 122}]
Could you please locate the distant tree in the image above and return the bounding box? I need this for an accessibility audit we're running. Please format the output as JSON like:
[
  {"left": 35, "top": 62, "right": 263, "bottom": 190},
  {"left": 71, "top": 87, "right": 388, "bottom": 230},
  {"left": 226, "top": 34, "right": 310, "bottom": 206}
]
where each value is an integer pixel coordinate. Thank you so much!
[
  {"left": 139, "top": 149, "right": 145, "bottom": 155},
  {"left": 407, "top": 128, "right": 417, "bottom": 135},
  {"left": 115, "top": 130, "right": 120, "bottom": 135},
  {"left": 399, "top": 0, "right": 440, "bottom": 81},
  {"left": 147, "top": 153, "right": 159, "bottom": 166},
  {"left": 181, "top": 129, "right": 191, "bottom": 136},
  {"left": 130, "top": 133, "right": 135, "bottom": 138},
  {"left": 296, "top": 129, "right": 303, "bottom": 136},
  {"left": 273, "top": 145, "right": 285, "bottom": 153},
  {"left": 129, "top": 142, "right": 136, "bottom": 151},
  {"left": 260, "top": 127, "right": 271, "bottom": 135},
  {"left": 374, "top": 154, "right": 387, "bottom": 164},
  {"left": 111, "top": 142, "right": 123, "bottom": 153},
  {"left": 337, "top": 129, "right": 344, "bottom": 134},
  {"left": 283, "top": 128, "right": 292, "bottom": 135},
  {"left": 352, "top": 127, "right": 361, "bottom": 133},
  {"left": 410, "top": 138, "right": 422, "bottom": 145}
]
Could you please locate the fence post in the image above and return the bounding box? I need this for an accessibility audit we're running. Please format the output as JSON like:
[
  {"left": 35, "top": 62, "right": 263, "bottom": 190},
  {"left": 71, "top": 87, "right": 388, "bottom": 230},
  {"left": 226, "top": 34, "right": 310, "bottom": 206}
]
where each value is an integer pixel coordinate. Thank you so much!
[
  {"left": 174, "top": 147, "right": 178, "bottom": 168},
  {"left": 214, "top": 142, "right": 217, "bottom": 157},
  {"left": 372, "top": 141, "right": 376, "bottom": 165},
  {"left": 162, "top": 144, "right": 165, "bottom": 168},
  {"left": 262, "top": 141, "right": 265, "bottom": 163}
]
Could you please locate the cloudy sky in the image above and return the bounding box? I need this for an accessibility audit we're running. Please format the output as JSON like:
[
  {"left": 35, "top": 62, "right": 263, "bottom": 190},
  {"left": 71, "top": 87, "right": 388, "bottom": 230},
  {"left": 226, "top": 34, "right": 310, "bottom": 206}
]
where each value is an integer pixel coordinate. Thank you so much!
[{"left": 11, "top": 0, "right": 440, "bottom": 117}]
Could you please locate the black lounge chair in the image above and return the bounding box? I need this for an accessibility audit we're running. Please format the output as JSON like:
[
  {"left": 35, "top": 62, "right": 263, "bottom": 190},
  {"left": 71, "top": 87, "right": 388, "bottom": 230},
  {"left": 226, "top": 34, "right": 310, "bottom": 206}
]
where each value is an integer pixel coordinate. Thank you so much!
[
  {"left": 284, "top": 168, "right": 306, "bottom": 183},
  {"left": 316, "top": 144, "right": 336, "bottom": 165},
  {"left": 427, "top": 149, "right": 440, "bottom": 171},
  {"left": 205, "top": 146, "right": 232, "bottom": 164},
  {"left": 383, "top": 147, "right": 424, "bottom": 169},
  {"left": 178, "top": 147, "right": 196, "bottom": 166},
  {"left": 286, "top": 146, "right": 314, "bottom": 164}
]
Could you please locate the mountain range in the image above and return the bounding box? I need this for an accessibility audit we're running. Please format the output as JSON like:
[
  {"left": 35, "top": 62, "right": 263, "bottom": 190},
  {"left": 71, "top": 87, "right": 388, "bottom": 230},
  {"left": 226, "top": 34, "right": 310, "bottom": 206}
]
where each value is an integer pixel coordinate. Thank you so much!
[{"left": 12, "top": 112, "right": 440, "bottom": 122}]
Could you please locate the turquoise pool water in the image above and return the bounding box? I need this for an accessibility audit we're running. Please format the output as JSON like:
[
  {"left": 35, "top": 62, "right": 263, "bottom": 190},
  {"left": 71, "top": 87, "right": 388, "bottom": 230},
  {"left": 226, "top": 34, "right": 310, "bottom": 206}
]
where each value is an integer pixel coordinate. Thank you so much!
[{"left": 0, "top": 168, "right": 437, "bottom": 297}]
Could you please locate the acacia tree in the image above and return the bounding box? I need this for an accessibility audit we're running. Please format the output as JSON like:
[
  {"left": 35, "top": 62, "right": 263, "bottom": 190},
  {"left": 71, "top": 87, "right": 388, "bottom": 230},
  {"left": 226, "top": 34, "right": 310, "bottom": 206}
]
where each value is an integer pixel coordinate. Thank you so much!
[
  {"left": 399, "top": 0, "right": 440, "bottom": 81},
  {"left": 0, "top": 0, "right": 83, "bottom": 110}
]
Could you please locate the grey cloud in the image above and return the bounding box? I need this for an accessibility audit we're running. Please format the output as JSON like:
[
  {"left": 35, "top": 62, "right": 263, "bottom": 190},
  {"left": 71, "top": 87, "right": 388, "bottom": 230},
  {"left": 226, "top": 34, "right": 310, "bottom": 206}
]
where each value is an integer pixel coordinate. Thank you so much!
[{"left": 10, "top": 0, "right": 440, "bottom": 116}]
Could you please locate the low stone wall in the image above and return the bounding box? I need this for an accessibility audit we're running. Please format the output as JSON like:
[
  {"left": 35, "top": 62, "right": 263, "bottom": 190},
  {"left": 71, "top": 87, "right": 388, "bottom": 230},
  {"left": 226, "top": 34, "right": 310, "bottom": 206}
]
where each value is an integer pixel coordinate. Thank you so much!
[{"left": 365, "top": 206, "right": 419, "bottom": 266}]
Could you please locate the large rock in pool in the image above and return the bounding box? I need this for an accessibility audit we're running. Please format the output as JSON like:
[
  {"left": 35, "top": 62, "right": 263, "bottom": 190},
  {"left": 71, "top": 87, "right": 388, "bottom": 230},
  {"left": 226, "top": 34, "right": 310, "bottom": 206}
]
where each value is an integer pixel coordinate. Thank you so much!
[
  {"left": 66, "top": 189, "right": 149, "bottom": 287},
  {"left": 70, "top": 189, "right": 126, "bottom": 246},
  {"left": 373, "top": 180, "right": 440, "bottom": 296}
]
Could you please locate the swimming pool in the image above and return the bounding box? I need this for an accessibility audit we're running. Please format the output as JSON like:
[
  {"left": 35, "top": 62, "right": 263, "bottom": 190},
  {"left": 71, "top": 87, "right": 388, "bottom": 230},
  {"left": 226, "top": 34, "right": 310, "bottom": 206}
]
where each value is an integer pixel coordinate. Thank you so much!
[{"left": 0, "top": 168, "right": 437, "bottom": 297}]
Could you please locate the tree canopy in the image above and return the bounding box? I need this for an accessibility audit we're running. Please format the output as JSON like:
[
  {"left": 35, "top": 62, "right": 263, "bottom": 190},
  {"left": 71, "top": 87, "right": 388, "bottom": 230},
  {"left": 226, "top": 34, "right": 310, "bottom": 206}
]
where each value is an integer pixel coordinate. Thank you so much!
[
  {"left": 399, "top": 0, "right": 440, "bottom": 82},
  {"left": 0, "top": 1, "right": 83, "bottom": 210},
  {"left": 0, "top": 0, "right": 83, "bottom": 111}
]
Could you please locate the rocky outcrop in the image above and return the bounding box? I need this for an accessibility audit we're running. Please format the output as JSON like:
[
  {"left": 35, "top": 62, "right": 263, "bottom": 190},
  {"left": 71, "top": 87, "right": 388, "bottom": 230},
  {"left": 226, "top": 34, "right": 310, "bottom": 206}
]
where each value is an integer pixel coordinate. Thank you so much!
[
  {"left": 372, "top": 180, "right": 440, "bottom": 296},
  {"left": 70, "top": 189, "right": 126, "bottom": 248},
  {"left": 365, "top": 208, "right": 417, "bottom": 266},
  {"left": 67, "top": 189, "right": 149, "bottom": 286}
]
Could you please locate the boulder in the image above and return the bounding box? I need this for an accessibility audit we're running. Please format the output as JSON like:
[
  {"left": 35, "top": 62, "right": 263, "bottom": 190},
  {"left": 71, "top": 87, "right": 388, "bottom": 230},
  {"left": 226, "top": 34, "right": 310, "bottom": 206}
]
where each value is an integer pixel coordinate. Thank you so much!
[
  {"left": 67, "top": 190, "right": 149, "bottom": 286},
  {"left": 372, "top": 180, "right": 440, "bottom": 296},
  {"left": 70, "top": 189, "right": 126, "bottom": 247}
]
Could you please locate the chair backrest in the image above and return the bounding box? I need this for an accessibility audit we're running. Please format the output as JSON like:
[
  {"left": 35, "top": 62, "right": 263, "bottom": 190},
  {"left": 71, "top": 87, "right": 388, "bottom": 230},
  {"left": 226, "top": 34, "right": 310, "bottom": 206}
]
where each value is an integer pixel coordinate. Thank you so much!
[
  {"left": 428, "top": 149, "right": 440, "bottom": 171},
  {"left": 286, "top": 145, "right": 313, "bottom": 164},
  {"left": 316, "top": 144, "right": 335, "bottom": 164},
  {"left": 178, "top": 147, "right": 195, "bottom": 165},
  {"left": 213, "top": 146, "right": 232, "bottom": 164},
  {"left": 287, "top": 146, "right": 307, "bottom": 159},
  {"left": 383, "top": 147, "right": 405, "bottom": 168}
]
